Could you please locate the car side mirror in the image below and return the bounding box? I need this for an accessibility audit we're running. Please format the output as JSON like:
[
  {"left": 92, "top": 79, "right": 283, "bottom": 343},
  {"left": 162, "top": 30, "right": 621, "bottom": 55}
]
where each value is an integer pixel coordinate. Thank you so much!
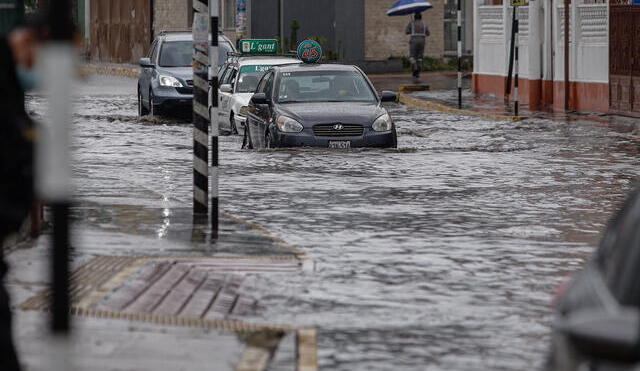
[
  {"left": 139, "top": 57, "right": 154, "bottom": 68},
  {"left": 380, "top": 90, "right": 397, "bottom": 102},
  {"left": 220, "top": 84, "right": 233, "bottom": 93},
  {"left": 251, "top": 92, "right": 269, "bottom": 105},
  {"left": 560, "top": 310, "right": 640, "bottom": 363}
]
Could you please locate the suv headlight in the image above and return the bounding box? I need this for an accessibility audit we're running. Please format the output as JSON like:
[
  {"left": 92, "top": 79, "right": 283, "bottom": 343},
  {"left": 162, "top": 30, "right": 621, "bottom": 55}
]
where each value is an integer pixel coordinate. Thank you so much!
[
  {"left": 276, "top": 115, "right": 303, "bottom": 133},
  {"left": 159, "top": 75, "right": 183, "bottom": 87},
  {"left": 372, "top": 113, "right": 393, "bottom": 132},
  {"left": 239, "top": 106, "right": 249, "bottom": 116}
]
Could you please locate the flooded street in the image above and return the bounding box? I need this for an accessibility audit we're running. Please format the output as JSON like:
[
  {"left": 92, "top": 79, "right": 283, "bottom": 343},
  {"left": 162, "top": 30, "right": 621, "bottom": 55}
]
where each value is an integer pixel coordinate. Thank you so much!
[{"left": 29, "top": 75, "right": 640, "bottom": 370}]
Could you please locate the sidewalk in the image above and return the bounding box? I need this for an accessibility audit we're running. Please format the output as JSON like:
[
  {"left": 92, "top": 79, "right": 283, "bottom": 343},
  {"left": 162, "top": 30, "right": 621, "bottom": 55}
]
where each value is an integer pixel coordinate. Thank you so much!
[{"left": 7, "top": 202, "right": 316, "bottom": 370}]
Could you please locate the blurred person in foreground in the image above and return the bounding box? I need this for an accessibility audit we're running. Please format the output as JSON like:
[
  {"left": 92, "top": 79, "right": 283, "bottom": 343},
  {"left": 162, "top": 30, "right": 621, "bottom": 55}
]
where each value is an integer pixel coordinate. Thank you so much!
[
  {"left": 0, "top": 15, "right": 46, "bottom": 371},
  {"left": 405, "top": 12, "right": 429, "bottom": 79}
]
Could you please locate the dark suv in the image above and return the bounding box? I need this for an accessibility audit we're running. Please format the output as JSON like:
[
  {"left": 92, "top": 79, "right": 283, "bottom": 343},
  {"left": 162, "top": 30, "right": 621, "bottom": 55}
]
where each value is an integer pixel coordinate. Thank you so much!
[
  {"left": 137, "top": 31, "right": 235, "bottom": 116},
  {"left": 547, "top": 187, "right": 640, "bottom": 370}
]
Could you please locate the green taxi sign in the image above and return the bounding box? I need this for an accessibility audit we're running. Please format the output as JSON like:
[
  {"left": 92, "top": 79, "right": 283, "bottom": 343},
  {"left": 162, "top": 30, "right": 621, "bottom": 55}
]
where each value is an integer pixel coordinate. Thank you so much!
[
  {"left": 297, "top": 40, "right": 322, "bottom": 64},
  {"left": 510, "top": 0, "right": 527, "bottom": 6},
  {"left": 239, "top": 39, "right": 279, "bottom": 54}
]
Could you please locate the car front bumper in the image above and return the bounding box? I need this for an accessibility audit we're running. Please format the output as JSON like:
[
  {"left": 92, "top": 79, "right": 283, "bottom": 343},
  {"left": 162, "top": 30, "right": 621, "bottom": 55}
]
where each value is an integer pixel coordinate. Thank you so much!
[
  {"left": 153, "top": 87, "right": 193, "bottom": 110},
  {"left": 273, "top": 127, "right": 397, "bottom": 148}
]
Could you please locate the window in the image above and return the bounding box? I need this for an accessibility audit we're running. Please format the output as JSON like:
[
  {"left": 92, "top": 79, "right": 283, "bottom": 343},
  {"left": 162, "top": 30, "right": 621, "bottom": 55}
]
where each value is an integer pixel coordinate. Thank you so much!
[
  {"left": 274, "top": 70, "right": 376, "bottom": 103},
  {"left": 236, "top": 65, "right": 273, "bottom": 93},
  {"left": 158, "top": 41, "right": 193, "bottom": 67}
]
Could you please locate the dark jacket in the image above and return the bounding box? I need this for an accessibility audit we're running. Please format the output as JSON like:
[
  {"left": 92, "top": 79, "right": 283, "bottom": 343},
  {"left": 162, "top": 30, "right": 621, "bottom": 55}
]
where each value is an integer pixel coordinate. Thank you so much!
[{"left": 0, "top": 37, "right": 34, "bottom": 239}]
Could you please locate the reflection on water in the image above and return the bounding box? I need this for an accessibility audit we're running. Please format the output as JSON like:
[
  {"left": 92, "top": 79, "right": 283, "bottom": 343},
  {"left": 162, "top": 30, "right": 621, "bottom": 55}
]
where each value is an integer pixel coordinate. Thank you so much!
[{"left": 27, "top": 80, "right": 640, "bottom": 370}]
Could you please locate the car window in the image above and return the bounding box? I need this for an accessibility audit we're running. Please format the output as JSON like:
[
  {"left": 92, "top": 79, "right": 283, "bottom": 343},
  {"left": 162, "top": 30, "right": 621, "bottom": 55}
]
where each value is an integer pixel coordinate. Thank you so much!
[
  {"left": 597, "top": 189, "right": 640, "bottom": 305},
  {"left": 149, "top": 40, "right": 158, "bottom": 60},
  {"left": 220, "top": 66, "right": 235, "bottom": 85},
  {"left": 263, "top": 72, "right": 274, "bottom": 96},
  {"left": 218, "top": 41, "right": 234, "bottom": 67},
  {"left": 274, "top": 70, "right": 376, "bottom": 103},
  {"left": 158, "top": 41, "right": 192, "bottom": 67},
  {"left": 256, "top": 72, "right": 269, "bottom": 94},
  {"left": 224, "top": 68, "right": 238, "bottom": 86},
  {"left": 236, "top": 65, "right": 272, "bottom": 93}
]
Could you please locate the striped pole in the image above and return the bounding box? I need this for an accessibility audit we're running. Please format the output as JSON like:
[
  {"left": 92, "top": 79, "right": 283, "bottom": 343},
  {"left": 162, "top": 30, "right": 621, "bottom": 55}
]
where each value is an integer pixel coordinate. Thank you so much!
[
  {"left": 193, "top": 0, "right": 209, "bottom": 217},
  {"left": 210, "top": 0, "right": 220, "bottom": 239},
  {"left": 514, "top": 11, "right": 519, "bottom": 117},
  {"left": 457, "top": 0, "right": 462, "bottom": 109}
]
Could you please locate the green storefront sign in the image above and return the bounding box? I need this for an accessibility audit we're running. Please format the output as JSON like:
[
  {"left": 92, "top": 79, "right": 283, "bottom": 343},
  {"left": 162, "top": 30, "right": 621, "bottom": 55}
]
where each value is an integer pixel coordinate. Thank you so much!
[
  {"left": 0, "top": 0, "right": 24, "bottom": 36},
  {"left": 239, "top": 39, "right": 279, "bottom": 55}
]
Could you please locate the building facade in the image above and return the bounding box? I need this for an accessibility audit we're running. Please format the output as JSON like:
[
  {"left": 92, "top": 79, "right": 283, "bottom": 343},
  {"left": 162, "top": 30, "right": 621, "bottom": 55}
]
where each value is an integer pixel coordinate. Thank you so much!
[{"left": 473, "top": 0, "right": 609, "bottom": 113}]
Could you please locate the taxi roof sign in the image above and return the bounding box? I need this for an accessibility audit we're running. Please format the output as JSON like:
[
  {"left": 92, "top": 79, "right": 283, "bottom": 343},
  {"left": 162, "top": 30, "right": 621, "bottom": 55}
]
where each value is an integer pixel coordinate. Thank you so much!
[
  {"left": 239, "top": 39, "right": 279, "bottom": 54},
  {"left": 297, "top": 40, "right": 322, "bottom": 64},
  {"left": 510, "top": 0, "right": 527, "bottom": 6}
]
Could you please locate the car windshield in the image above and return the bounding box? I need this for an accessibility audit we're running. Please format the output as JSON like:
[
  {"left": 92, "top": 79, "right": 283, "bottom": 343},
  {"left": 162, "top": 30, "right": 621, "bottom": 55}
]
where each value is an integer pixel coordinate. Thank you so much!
[
  {"left": 275, "top": 70, "right": 376, "bottom": 103},
  {"left": 159, "top": 41, "right": 192, "bottom": 67},
  {"left": 236, "top": 65, "right": 272, "bottom": 93}
]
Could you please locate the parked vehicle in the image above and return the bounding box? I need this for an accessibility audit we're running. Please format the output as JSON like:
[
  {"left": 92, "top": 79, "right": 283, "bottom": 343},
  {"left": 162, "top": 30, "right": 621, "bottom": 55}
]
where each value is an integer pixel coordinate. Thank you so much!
[
  {"left": 217, "top": 54, "right": 299, "bottom": 135},
  {"left": 137, "top": 31, "right": 235, "bottom": 117},
  {"left": 546, "top": 186, "right": 640, "bottom": 370},
  {"left": 244, "top": 63, "right": 398, "bottom": 149}
]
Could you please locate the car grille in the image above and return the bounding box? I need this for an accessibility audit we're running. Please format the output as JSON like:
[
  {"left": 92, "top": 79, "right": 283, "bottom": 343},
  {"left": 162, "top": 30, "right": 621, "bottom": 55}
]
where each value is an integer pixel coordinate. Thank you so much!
[
  {"left": 313, "top": 124, "right": 364, "bottom": 137},
  {"left": 176, "top": 86, "right": 193, "bottom": 94},
  {"left": 186, "top": 80, "right": 193, "bottom": 86}
]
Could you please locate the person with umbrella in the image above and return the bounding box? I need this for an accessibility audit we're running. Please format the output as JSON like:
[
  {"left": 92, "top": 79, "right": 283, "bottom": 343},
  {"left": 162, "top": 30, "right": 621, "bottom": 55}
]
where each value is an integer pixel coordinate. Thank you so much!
[
  {"left": 387, "top": 0, "right": 433, "bottom": 79},
  {"left": 405, "top": 12, "right": 429, "bottom": 78}
]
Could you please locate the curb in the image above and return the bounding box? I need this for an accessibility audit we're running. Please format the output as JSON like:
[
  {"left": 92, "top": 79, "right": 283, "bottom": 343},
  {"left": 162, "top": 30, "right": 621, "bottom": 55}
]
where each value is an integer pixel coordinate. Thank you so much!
[
  {"left": 81, "top": 64, "right": 140, "bottom": 79},
  {"left": 398, "top": 92, "right": 522, "bottom": 122}
]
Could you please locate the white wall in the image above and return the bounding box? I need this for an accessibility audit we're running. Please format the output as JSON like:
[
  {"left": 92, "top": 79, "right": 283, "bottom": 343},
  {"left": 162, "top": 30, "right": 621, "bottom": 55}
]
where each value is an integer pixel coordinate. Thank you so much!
[{"left": 474, "top": 0, "right": 608, "bottom": 84}]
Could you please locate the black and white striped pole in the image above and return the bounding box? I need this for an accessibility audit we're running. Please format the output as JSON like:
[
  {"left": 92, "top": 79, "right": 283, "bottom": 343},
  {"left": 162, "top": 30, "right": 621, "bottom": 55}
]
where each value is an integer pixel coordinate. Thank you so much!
[
  {"left": 514, "top": 9, "right": 519, "bottom": 117},
  {"left": 193, "top": 0, "right": 209, "bottom": 219},
  {"left": 37, "top": 0, "right": 74, "bottom": 369},
  {"left": 209, "top": 0, "right": 219, "bottom": 239},
  {"left": 457, "top": 0, "right": 462, "bottom": 109}
]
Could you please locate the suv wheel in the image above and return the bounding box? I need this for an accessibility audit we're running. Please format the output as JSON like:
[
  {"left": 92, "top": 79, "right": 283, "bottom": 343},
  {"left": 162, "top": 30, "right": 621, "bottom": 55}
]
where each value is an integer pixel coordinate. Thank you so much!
[{"left": 138, "top": 89, "right": 149, "bottom": 116}]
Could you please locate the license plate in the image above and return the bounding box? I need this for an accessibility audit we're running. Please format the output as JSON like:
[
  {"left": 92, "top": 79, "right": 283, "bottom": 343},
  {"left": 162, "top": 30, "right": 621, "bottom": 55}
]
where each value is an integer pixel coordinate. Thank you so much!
[{"left": 329, "top": 141, "right": 351, "bottom": 149}]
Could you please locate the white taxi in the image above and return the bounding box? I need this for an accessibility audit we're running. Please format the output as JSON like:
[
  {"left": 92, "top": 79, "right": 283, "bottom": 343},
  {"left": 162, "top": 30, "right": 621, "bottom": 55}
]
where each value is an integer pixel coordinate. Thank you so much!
[{"left": 217, "top": 40, "right": 299, "bottom": 135}]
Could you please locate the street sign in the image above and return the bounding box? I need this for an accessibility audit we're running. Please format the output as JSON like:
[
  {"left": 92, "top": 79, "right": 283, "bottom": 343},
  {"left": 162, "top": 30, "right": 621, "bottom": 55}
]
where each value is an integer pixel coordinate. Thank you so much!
[
  {"left": 510, "top": 0, "right": 527, "bottom": 6},
  {"left": 297, "top": 40, "right": 322, "bottom": 64},
  {"left": 239, "top": 39, "right": 279, "bottom": 54}
]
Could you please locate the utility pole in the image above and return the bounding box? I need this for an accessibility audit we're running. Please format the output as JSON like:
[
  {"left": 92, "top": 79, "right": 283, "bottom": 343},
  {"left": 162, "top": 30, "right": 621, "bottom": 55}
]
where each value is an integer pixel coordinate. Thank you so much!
[
  {"left": 210, "top": 0, "right": 219, "bottom": 239},
  {"left": 193, "top": 0, "right": 209, "bottom": 221},
  {"left": 457, "top": 0, "right": 462, "bottom": 109},
  {"left": 564, "top": 0, "right": 570, "bottom": 111},
  {"left": 514, "top": 9, "right": 519, "bottom": 117},
  {"left": 38, "top": 0, "right": 74, "bottom": 369}
]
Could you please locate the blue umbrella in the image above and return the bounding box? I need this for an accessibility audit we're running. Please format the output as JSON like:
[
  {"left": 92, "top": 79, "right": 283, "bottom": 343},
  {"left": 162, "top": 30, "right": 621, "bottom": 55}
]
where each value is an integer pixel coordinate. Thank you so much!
[{"left": 386, "top": 0, "right": 433, "bottom": 16}]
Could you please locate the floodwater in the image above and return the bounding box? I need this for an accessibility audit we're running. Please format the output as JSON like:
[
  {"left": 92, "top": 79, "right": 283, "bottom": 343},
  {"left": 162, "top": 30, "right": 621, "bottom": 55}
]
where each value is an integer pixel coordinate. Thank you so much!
[{"left": 28, "top": 75, "right": 640, "bottom": 370}]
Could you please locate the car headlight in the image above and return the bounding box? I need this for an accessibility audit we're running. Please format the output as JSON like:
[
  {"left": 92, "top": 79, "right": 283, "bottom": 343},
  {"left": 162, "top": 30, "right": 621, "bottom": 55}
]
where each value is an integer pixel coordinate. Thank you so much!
[
  {"left": 159, "top": 75, "right": 183, "bottom": 87},
  {"left": 239, "top": 106, "right": 249, "bottom": 116},
  {"left": 372, "top": 113, "right": 393, "bottom": 132},
  {"left": 276, "top": 115, "right": 303, "bottom": 133}
]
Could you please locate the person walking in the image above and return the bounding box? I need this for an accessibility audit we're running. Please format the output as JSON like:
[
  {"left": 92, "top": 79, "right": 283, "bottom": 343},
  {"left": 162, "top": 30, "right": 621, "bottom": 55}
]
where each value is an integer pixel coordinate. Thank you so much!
[
  {"left": 405, "top": 12, "right": 429, "bottom": 79},
  {"left": 0, "top": 17, "right": 45, "bottom": 371}
]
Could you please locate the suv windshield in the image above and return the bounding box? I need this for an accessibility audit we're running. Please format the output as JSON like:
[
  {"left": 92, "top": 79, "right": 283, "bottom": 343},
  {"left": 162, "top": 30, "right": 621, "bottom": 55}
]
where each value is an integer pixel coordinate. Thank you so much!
[
  {"left": 275, "top": 70, "right": 376, "bottom": 103},
  {"left": 236, "top": 65, "right": 273, "bottom": 93},
  {"left": 159, "top": 41, "right": 192, "bottom": 67}
]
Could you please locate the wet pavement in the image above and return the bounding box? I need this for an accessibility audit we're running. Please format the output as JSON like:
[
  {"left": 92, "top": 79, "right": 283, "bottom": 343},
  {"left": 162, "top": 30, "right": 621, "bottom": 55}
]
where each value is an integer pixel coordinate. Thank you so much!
[{"left": 22, "top": 74, "right": 640, "bottom": 370}]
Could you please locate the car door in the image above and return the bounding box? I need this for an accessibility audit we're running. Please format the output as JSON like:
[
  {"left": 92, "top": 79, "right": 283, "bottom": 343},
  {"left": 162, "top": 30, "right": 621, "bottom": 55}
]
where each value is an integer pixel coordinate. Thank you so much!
[
  {"left": 140, "top": 39, "right": 158, "bottom": 103},
  {"left": 218, "top": 66, "right": 237, "bottom": 129},
  {"left": 252, "top": 72, "right": 274, "bottom": 148},
  {"left": 245, "top": 72, "right": 273, "bottom": 148}
]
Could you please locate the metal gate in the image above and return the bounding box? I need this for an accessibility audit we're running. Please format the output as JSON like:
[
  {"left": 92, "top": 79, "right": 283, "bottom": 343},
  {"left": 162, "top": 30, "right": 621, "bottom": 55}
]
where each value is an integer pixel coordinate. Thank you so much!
[
  {"left": 610, "top": 3, "right": 640, "bottom": 115},
  {"left": 89, "top": 0, "right": 152, "bottom": 64}
]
